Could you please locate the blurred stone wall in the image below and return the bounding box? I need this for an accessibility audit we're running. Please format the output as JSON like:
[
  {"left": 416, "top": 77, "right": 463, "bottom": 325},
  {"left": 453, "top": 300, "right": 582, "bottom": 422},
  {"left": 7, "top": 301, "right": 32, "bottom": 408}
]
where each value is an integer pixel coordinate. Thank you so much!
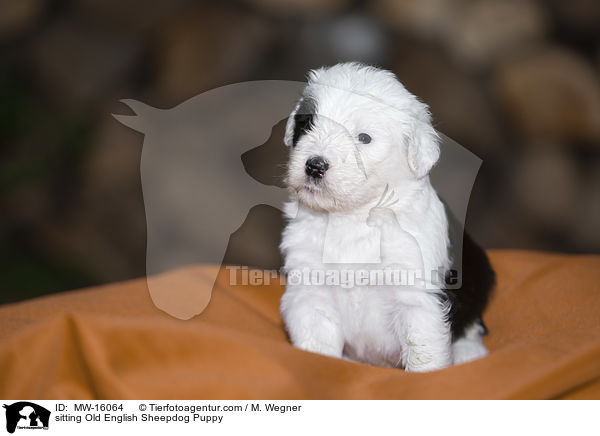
[{"left": 1, "top": 0, "right": 599, "bottom": 303}]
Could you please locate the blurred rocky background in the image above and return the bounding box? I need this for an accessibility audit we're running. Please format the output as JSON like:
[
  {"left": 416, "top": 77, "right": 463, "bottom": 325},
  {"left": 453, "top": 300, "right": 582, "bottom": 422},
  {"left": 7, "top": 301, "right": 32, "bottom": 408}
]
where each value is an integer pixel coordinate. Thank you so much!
[{"left": 1, "top": 0, "right": 599, "bottom": 303}]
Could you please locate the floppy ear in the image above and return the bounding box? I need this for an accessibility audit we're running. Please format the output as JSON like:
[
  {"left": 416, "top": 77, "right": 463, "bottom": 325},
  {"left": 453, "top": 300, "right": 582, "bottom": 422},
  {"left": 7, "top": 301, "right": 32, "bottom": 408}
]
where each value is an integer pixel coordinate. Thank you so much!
[{"left": 407, "top": 120, "right": 440, "bottom": 178}]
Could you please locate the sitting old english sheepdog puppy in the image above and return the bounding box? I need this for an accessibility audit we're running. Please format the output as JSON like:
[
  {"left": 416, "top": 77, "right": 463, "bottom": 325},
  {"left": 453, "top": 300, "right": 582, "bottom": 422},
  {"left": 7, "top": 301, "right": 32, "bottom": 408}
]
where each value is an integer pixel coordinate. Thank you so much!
[{"left": 280, "top": 62, "right": 495, "bottom": 372}]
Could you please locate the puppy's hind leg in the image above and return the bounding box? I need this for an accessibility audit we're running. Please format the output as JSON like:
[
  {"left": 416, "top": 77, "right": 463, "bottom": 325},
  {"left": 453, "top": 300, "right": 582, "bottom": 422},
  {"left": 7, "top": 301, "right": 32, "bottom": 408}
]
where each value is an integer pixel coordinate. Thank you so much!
[
  {"left": 452, "top": 321, "right": 489, "bottom": 365},
  {"left": 280, "top": 286, "right": 344, "bottom": 359}
]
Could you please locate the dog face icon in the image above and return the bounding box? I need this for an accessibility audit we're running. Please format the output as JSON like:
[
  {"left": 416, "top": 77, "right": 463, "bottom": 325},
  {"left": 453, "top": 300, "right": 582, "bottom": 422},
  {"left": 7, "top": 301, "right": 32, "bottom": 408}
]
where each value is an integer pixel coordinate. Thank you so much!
[{"left": 3, "top": 402, "right": 50, "bottom": 434}]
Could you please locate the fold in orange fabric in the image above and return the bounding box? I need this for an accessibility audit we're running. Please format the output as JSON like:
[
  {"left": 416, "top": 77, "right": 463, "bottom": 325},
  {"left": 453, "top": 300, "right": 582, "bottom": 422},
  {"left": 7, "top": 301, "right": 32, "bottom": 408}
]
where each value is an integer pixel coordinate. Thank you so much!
[{"left": 0, "top": 250, "right": 599, "bottom": 399}]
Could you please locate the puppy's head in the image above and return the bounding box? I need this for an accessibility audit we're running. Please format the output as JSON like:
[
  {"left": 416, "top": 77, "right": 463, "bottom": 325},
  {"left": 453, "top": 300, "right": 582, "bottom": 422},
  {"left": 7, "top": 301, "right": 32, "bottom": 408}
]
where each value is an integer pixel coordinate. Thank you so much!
[{"left": 284, "top": 62, "right": 439, "bottom": 212}]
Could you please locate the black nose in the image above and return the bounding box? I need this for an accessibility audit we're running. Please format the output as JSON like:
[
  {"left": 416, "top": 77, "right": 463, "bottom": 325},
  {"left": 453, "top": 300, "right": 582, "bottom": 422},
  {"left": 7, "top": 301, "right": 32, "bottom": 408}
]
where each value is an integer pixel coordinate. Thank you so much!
[{"left": 305, "top": 156, "right": 329, "bottom": 179}]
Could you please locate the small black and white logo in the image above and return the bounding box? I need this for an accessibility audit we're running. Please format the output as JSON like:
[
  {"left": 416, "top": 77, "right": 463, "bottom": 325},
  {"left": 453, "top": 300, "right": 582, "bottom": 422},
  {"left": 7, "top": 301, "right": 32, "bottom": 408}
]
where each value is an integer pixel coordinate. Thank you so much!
[{"left": 3, "top": 402, "right": 50, "bottom": 434}]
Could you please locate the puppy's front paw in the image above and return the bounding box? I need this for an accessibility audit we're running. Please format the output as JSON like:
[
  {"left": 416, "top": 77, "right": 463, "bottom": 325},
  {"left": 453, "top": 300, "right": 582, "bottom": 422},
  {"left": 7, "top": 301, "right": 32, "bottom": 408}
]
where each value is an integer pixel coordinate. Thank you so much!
[
  {"left": 404, "top": 360, "right": 448, "bottom": 373},
  {"left": 284, "top": 304, "right": 344, "bottom": 359},
  {"left": 404, "top": 343, "right": 452, "bottom": 372}
]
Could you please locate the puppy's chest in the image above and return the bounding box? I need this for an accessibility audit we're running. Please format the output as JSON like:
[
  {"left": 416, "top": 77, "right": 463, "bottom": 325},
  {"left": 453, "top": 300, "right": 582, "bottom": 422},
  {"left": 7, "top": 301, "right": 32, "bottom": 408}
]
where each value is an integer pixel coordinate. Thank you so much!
[
  {"left": 322, "top": 214, "right": 381, "bottom": 263},
  {"left": 288, "top": 211, "right": 382, "bottom": 264}
]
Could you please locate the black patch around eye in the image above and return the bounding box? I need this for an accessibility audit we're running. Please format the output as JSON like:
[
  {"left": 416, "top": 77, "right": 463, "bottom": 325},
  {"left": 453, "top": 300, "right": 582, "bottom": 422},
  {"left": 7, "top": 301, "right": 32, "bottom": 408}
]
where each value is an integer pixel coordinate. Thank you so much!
[
  {"left": 358, "top": 133, "right": 371, "bottom": 144},
  {"left": 292, "top": 97, "right": 316, "bottom": 146},
  {"left": 292, "top": 113, "right": 313, "bottom": 146}
]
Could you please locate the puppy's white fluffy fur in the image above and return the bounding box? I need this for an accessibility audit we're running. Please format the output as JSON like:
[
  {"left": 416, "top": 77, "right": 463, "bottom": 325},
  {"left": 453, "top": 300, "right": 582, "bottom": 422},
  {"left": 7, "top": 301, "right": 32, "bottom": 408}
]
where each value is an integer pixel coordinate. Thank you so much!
[{"left": 280, "top": 63, "right": 488, "bottom": 371}]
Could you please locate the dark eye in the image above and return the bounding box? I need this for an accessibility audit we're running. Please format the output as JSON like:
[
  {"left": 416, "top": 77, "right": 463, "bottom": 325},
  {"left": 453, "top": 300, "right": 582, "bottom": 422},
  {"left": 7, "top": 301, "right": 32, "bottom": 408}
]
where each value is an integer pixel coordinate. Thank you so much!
[{"left": 358, "top": 133, "right": 371, "bottom": 144}]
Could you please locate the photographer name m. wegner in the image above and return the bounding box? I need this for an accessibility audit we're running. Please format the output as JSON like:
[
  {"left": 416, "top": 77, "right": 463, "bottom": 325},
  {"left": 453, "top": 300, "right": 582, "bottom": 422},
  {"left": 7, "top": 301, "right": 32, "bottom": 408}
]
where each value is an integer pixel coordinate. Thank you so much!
[{"left": 226, "top": 265, "right": 460, "bottom": 289}]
